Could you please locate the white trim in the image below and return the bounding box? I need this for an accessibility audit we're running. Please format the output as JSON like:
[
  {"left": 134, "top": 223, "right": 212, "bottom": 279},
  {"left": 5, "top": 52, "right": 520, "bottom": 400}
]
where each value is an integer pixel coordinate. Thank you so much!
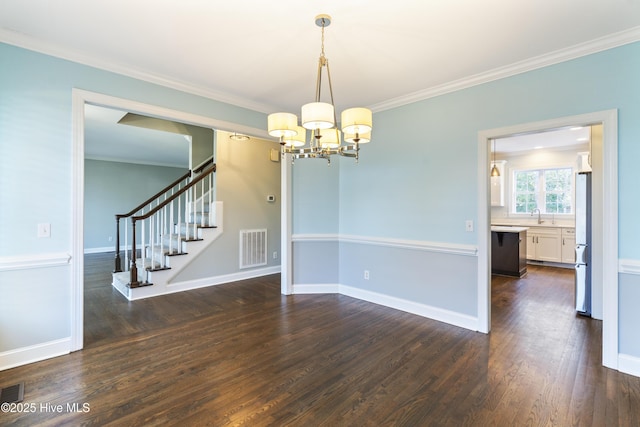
[
  {"left": 341, "top": 285, "right": 478, "bottom": 331},
  {"left": 3, "top": 27, "right": 638, "bottom": 115},
  {"left": 0, "top": 253, "right": 71, "bottom": 271},
  {"left": 71, "top": 89, "right": 268, "bottom": 352},
  {"left": 164, "top": 266, "right": 281, "bottom": 297},
  {"left": 370, "top": 27, "right": 640, "bottom": 112},
  {"left": 293, "top": 283, "right": 341, "bottom": 294},
  {"left": 292, "top": 233, "right": 478, "bottom": 257},
  {"left": 478, "top": 109, "right": 619, "bottom": 369},
  {"left": 292, "top": 233, "right": 341, "bottom": 242},
  {"left": 618, "top": 354, "right": 640, "bottom": 378},
  {"left": 291, "top": 284, "right": 478, "bottom": 331},
  {"left": 116, "top": 266, "right": 281, "bottom": 301},
  {"left": 340, "top": 234, "right": 477, "bottom": 256},
  {"left": 0, "top": 338, "right": 70, "bottom": 371},
  {"left": 619, "top": 259, "right": 640, "bottom": 275},
  {"left": 281, "top": 153, "right": 293, "bottom": 295}
]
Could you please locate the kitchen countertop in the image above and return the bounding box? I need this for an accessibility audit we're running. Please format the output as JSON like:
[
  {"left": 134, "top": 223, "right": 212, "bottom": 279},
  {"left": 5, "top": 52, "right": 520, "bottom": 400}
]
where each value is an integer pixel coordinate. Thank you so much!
[
  {"left": 491, "top": 226, "right": 529, "bottom": 233},
  {"left": 491, "top": 222, "right": 575, "bottom": 229}
]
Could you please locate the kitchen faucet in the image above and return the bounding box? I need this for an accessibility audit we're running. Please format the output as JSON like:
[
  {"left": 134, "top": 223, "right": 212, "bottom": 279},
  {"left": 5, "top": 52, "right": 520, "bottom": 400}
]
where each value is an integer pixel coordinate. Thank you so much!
[{"left": 531, "top": 208, "right": 544, "bottom": 224}]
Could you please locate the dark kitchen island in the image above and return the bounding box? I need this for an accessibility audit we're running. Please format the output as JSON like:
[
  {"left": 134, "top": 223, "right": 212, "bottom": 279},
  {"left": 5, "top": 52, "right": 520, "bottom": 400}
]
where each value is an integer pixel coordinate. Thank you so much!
[{"left": 491, "top": 226, "right": 528, "bottom": 278}]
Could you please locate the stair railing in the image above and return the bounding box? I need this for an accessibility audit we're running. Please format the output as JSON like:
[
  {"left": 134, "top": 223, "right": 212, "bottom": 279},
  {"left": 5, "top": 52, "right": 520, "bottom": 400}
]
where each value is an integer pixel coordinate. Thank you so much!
[
  {"left": 114, "top": 170, "right": 191, "bottom": 273},
  {"left": 127, "top": 163, "right": 216, "bottom": 287}
]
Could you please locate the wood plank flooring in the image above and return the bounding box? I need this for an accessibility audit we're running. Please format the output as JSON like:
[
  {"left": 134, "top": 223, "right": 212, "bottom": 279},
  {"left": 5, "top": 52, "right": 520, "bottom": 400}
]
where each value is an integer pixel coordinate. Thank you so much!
[{"left": 1, "top": 255, "right": 639, "bottom": 426}]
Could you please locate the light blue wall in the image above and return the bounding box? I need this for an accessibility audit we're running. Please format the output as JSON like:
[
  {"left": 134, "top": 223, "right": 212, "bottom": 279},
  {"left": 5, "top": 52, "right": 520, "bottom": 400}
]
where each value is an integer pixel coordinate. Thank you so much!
[
  {"left": 1, "top": 39, "right": 639, "bottom": 367},
  {"left": 84, "top": 160, "right": 187, "bottom": 250},
  {"left": 292, "top": 158, "right": 340, "bottom": 234},
  {"left": 0, "top": 42, "right": 264, "bottom": 257},
  {"left": 0, "top": 42, "right": 266, "bottom": 357},
  {"left": 337, "top": 42, "right": 640, "bottom": 254},
  {"left": 293, "top": 42, "right": 640, "bottom": 359}
]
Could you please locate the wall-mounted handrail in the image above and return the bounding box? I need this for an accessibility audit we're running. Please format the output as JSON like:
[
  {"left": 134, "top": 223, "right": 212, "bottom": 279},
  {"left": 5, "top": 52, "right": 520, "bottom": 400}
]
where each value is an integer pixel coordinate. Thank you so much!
[{"left": 193, "top": 156, "right": 214, "bottom": 174}]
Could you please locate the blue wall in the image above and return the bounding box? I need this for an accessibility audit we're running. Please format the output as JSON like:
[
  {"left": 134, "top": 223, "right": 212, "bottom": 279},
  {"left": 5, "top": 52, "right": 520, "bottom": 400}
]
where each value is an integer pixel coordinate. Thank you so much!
[
  {"left": 293, "top": 42, "right": 640, "bottom": 359},
  {"left": 1, "top": 40, "right": 639, "bottom": 369}
]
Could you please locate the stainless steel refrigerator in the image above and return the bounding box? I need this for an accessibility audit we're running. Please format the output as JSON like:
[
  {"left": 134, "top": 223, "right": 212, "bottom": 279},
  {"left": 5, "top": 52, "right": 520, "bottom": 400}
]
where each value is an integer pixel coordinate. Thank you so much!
[{"left": 575, "top": 172, "right": 592, "bottom": 316}]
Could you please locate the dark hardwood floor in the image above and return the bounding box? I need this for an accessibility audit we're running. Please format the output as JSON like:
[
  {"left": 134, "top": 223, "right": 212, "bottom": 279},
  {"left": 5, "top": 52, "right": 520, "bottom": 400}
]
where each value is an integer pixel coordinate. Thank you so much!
[{"left": 1, "top": 254, "right": 639, "bottom": 426}]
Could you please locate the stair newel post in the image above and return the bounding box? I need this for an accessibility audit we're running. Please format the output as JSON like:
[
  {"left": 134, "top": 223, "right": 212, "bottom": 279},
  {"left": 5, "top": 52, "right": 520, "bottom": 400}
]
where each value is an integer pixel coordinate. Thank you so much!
[
  {"left": 129, "top": 218, "right": 140, "bottom": 288},
  {"left": 114, "top": 215, "right": 122, "bottom": 273}
]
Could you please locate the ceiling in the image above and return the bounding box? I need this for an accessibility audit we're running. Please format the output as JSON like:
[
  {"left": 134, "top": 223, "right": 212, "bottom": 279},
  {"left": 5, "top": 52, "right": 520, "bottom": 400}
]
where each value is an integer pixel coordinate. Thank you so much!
[
  {"left": 1, "top": 1, "right": 639, "bottom": 117},
  {"left": 84, "top": 104, "right": 191, "bottom": 167},
  {"left": 495, "top": 126, "right": 591, "bottom": 155},
  {"left": 2, "top": 2, "right": 638, "bottom": 166}
]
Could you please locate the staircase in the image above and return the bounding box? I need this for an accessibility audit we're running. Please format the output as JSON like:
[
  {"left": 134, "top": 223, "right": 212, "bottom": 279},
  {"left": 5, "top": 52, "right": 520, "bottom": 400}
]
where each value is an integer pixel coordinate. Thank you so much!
[{"left": 112, "top": 162, "right": 223, "bottom": 300}]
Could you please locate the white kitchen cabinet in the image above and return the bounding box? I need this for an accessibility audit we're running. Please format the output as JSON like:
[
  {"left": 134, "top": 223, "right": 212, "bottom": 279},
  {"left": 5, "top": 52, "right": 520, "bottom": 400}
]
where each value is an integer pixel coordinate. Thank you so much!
[
  {"left": 490, "top": 161, "right": 507, "bottom": 207},
  {"left": 561, "top": 228, "right": 576, "bottom": 264},
  {"left": 526, "top": 227, "right": 561, "bottom": 262}
]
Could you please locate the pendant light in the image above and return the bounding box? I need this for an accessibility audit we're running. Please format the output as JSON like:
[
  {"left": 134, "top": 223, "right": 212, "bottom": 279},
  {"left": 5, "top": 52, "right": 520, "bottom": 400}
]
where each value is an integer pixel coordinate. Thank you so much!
[{"left": 490, "top": 139, "right": 500, "bottom": 177}]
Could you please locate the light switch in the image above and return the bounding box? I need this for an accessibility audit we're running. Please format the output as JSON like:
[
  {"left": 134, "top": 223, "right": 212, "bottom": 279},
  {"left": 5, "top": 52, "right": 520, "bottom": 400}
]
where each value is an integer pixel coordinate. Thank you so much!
[
  {"left": 38, "top": 223, "right": 51, "bottom": 238},
  {"left": 465, "top": 220, "right": 474, "bottom": 232}
]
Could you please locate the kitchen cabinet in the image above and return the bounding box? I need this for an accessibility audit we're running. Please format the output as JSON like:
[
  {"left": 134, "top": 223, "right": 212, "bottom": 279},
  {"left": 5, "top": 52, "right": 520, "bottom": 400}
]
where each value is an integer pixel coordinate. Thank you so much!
[
  {"left": 561, "top": 228, "right": 576, "bottom": 264},
  {"left": 491, "top": 226, "right": 527, "bottom": 277},
  {"left": 526, "top": 227, "right": 561, "bottom": 262},
  {"left": 490, "top": 161, "right": 507, "bottom": 207}
]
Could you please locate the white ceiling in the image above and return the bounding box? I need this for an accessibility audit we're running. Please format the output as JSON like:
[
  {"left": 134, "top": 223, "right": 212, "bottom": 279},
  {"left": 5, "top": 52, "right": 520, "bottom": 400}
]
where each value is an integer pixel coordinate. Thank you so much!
[
  {"left": 84, "top": 104, "right": 190, "bottom": 167},
  {"left": 2, "top": 1, "right": 638, "bottom": 166},
  {"left": 495, "top": 126, "right": 591, "bottom": 155},
  {"left": 1, "top": 1, "right": 639, "bottom": 117}
]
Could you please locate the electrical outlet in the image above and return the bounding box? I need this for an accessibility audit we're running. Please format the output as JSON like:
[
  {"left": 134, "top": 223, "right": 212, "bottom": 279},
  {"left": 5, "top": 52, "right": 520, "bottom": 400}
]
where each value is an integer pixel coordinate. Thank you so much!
[
  {"left": 273, "top": 251, "right": 278, "bottom": 259},
  {"left": 37, "top": 223, "right": 51, "bottom": 238},
  {"left": 465, "top": 220, "right": 474, "bottom": 232},
  {"left": 364, "top": 270, "right": 370, "bottom": 280}
]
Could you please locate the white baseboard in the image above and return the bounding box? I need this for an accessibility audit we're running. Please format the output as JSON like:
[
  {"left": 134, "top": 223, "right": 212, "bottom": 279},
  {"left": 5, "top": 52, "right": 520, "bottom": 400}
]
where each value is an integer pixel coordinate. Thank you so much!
[
  {"left": 618, "top": 353, "right": 640, "bottom": 377},
  {"left": 158, "top": 266, "right": 281, "bottom": 297},
  {"left": 293, "top": 283, "right": 341, "bottom": 294},
  {"left": 0, "top": 338, "right": 70, "bottom": 371},
  {"left": 340, "top": 285, "right": 479, "bottom": 331},
  {"left": 292, "top": 283, "right": 478, "bottom": 332},
  {"left": 84, "top": 246, "right": 114, "bottom": 254}
]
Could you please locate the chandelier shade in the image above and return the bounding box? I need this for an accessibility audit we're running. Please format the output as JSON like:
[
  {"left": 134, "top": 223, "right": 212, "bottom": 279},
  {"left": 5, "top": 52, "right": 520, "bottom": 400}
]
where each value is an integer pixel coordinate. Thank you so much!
[
  {"left": 283, "top": 126, "right": 307, "bottom": 147},
  {"left": 319, "top": 128, "right": 341, "bottom": 148},
  {"left": 341, "top": 107, "right": 372, "bottom": 135},
  {"left": 267, "top": 112, "right": 298, "bottom": 138},
  {"left": 344, "top": 130, "right": 371, "bottom": 144},
  {"left": 267, "top": 14, "right": 372, "bottom": 164},
  {"left": 302, "top": 102, "right": 335, "bottom": 130}
]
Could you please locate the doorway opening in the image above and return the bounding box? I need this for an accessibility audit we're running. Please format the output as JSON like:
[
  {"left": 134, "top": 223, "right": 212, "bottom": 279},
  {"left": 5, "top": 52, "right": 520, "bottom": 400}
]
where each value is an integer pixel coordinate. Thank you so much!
[
  {"left": 477, "top": 110, "right": 618, "bottom": 370},
  {"left": 71, "top": 89, "right": 268, "bottom": 352}
]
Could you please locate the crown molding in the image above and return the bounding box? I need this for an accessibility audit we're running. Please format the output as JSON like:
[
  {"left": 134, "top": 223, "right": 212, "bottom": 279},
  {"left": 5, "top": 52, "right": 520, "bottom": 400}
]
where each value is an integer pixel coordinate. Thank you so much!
[
  {"left": 370, "top": 26, "right": 640, "bottom": 112},
  {"left": 0, "top": 29, "right": 275, "bottom": 114},
  {"left": 3, "top": 26, "right": 639, "bottom": 115}
]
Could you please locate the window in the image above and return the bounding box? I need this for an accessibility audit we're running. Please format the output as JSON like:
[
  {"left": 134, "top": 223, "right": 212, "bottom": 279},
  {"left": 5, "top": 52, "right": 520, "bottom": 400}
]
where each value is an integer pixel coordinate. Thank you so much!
[{"left": 513, "top": 167, "right": 573, "bottom": 214}]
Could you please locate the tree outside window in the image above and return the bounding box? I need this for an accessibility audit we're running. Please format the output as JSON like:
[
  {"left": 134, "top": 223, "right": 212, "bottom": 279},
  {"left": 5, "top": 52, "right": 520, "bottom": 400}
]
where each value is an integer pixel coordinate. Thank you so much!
[{"left": 513, "top": 167, "right": 573, "bottom": 214}]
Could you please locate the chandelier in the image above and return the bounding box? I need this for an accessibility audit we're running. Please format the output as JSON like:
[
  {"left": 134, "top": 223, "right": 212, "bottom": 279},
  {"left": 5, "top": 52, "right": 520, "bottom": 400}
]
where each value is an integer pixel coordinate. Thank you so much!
[{"left": 267, "top": 14, "right": 373, "bottom": 164}]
